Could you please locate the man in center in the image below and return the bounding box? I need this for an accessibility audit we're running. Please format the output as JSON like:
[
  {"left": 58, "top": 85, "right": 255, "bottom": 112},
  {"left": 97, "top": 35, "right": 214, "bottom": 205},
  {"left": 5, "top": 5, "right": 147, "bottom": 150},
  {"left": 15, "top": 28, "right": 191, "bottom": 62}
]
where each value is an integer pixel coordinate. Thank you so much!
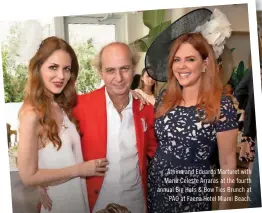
[{"left": 73, "top": 42, "right": 157, "bottom": 213}]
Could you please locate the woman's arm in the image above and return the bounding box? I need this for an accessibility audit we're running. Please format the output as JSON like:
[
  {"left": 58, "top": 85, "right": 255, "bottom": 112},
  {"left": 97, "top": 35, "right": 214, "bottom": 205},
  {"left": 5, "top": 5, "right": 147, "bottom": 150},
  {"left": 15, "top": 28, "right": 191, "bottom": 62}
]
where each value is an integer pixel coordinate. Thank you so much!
[
  {"left": 217, "top": 128, "right": 238, "bottom": 210},
  {"left": 72, "top": 134, "right": 91, "bottom": 211},
  {"left": 215, "top": 96, "right": 239, "bottom": 210},
  {"left": 18, "top": 108, "right": 107, "bottom": 187},
  {"left": 130, "top": 89, "right": 149, "bottom": 110}
]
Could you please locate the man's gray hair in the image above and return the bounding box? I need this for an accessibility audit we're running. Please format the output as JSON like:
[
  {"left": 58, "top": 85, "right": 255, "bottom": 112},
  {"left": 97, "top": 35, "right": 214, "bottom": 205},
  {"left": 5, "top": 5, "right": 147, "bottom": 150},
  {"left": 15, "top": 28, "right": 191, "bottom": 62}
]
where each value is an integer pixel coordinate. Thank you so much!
[{"left": 92, "top": 42, "right": 140, "bottom": 72}]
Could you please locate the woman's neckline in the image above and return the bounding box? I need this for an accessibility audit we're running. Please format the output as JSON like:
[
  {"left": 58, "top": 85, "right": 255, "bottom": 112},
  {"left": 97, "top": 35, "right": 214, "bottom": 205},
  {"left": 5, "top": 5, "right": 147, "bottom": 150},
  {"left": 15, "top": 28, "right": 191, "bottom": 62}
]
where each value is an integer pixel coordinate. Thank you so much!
[{"left": 177, "top": 105, "right": 196, "bottom": 109}]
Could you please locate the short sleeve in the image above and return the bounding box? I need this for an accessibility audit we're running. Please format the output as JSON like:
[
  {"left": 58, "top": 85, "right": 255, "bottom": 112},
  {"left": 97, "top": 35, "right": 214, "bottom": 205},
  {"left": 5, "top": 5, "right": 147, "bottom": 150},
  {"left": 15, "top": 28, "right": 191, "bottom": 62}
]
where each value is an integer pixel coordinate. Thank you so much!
[
  {"left": 215, "top": 96, "right": 239, "bottom": 132},
  {"left": 134, "top": 88, "right": 142, "bottom": 94}
]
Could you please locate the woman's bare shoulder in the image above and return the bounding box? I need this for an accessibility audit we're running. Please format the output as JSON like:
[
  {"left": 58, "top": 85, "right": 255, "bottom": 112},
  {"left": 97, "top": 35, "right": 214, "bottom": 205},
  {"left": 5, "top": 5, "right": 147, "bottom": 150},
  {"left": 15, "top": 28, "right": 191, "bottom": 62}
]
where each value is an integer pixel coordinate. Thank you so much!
[{"left": 19, "top": 104, "right": 40, "bottom": 124}]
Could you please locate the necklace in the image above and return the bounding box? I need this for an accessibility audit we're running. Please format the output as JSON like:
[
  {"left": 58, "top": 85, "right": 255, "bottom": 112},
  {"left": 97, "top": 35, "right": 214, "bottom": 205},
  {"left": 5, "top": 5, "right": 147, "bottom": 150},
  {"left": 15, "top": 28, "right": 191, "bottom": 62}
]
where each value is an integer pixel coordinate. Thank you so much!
[{"left": 113, "top": 97, "right": 129, "bottom": 114}]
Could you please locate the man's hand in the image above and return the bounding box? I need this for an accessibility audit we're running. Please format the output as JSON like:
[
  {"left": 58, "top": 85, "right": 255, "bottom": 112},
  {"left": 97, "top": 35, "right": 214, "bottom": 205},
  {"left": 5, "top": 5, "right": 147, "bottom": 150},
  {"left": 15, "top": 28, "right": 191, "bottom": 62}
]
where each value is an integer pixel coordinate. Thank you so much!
[{"left": 38, "top": 186, "right": 52, "bottom": 211}]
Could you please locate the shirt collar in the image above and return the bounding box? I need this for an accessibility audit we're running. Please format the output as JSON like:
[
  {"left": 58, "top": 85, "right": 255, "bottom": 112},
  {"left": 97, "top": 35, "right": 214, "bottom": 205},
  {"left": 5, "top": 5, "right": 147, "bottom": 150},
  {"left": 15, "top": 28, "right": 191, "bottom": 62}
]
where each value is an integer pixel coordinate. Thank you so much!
[{"left": 105, "top": 87, "right": 133, "bottom": 110}]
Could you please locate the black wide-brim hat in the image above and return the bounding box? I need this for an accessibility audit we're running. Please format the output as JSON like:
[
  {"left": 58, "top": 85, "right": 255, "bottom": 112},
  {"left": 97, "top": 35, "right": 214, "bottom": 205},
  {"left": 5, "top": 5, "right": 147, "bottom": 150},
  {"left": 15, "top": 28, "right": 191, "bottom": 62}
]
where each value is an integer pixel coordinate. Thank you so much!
[{"left": 145, "top": 8, "right": 213, "bottom": 82}]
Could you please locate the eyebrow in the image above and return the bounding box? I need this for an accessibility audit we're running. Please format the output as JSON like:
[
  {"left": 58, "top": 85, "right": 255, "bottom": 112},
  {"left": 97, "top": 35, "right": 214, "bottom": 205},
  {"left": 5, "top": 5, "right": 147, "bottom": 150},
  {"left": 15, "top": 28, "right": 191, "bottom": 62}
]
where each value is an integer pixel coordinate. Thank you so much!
[
  {"left": 105, "top": 67, "right": 114, "bottom": 71},
  {"left": 174, "top": 56, "right": 196, "bottom": 58},
  {"left": 49, "top": 63, "right": 59, "bottom": 66},
  {"left": 49, "top": 63, "right": 71, "bottom": 68},
  {"left": 120, "top": 65, "right": 131, "bottom": 68},
  {"left": 104, "top": 65, "right": 131, "bottom": 70}
]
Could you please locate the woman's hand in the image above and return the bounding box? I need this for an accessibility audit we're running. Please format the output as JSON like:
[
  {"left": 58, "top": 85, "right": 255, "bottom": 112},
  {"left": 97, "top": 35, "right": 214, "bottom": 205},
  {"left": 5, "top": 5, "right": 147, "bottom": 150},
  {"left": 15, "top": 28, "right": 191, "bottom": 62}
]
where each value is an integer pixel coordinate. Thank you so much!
[
  {"left": 130, "top": 90, "right": 150, "bottom": 110},
  {"left": 78, "top": 158, "right": 109, "bottom": 177}
]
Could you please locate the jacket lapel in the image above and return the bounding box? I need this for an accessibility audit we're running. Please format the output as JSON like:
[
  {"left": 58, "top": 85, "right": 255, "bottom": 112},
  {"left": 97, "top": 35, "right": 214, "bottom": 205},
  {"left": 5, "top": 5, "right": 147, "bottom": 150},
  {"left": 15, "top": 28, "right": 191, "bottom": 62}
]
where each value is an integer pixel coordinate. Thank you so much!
[
  {"left": 132, "top": 99, "right": 145, "bottom": 174},
  {"left": 96, "top": 86, "right": 107, "bottom": 157}
]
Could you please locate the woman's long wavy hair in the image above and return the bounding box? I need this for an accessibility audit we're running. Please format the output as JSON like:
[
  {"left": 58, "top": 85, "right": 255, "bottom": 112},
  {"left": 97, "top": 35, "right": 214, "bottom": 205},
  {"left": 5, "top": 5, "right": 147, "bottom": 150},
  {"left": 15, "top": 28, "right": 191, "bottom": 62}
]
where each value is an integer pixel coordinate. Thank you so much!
[
  {"left": 19, "top": 36, "right": 79, "bottom": 150},
  {"left": 138, "top": 68, "right": 158, "bottom": 97},
  {"left": 155, "top": 33, "right": 223, "bottom": 122}
]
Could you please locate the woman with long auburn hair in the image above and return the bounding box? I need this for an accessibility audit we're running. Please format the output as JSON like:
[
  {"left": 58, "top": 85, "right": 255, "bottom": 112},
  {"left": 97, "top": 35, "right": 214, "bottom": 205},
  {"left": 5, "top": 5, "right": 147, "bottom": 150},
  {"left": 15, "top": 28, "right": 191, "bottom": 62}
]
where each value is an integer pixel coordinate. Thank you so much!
[
  {"left": 17, "top": 36, "right": 108, "bottom": 213},
  {"left": 135, "top": 67, "right": 157, "bottom": 105},
  {"left": 145, "top": 9, "right": 238, "bottom": 213},
  {"left": 155, "top": 33, "right": 222, "bottom": 120}
]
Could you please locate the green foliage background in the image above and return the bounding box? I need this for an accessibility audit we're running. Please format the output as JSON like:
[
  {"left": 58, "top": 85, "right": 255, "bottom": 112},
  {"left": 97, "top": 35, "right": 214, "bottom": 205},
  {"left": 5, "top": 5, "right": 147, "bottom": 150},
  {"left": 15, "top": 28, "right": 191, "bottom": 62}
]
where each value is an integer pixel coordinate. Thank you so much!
[{"left": 1, "top": 22, "right": 100, "bottom": 103}]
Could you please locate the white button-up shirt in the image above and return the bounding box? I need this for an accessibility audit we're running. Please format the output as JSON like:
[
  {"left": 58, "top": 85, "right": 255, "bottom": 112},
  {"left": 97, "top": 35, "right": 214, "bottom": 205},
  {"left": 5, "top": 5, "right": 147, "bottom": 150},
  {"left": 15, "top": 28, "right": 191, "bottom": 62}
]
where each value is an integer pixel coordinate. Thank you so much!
[{"left": 92, "top": 89, "right": 146, "bottom": 213}]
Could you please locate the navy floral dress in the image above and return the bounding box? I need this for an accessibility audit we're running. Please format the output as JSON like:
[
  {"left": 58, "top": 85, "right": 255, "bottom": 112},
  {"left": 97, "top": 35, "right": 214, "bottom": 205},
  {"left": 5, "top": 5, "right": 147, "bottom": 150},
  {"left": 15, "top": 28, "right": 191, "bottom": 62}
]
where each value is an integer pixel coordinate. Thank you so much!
[{"left": 147, "top": 93, "right": 238, "bottom": 213}]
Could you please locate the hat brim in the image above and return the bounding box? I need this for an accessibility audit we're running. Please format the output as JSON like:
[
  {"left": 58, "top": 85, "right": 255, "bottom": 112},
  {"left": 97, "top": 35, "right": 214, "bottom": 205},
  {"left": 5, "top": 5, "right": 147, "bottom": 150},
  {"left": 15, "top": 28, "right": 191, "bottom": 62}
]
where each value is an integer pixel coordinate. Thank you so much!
[{"left": 145, "top": 8, "right": 212, "bottom": 82}]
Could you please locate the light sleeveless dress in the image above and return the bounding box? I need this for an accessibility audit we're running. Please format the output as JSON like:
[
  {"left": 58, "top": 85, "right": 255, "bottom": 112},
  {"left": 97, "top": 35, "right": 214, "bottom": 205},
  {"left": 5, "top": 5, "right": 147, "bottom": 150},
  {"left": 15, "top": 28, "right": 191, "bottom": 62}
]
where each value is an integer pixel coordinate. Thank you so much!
[
  {"left": 134, "top": 89, "right": 155, "bottom": 106},
  {"left": 38, "top": 111, "right": 90, "bottom": 213}
]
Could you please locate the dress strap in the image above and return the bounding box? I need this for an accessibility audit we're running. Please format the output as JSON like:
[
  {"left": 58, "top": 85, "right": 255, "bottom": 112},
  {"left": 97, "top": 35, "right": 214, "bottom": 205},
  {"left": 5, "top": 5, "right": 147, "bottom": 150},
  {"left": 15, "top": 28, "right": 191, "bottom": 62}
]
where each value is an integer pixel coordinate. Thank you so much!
[{"left": 61, "top": 108, "right": 68, "bottom": 129}]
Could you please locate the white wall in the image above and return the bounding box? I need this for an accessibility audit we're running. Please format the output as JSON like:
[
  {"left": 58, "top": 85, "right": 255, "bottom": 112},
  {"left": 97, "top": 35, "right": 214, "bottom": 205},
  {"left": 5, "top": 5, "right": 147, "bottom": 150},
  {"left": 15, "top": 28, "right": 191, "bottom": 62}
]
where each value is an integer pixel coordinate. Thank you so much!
[
  {"left": 170, "top": 8, "right": 187, "bottom": 23},
  {"left": 202, "top": 4, "right": 250, "bottom": 68},
  {"left": 125, "top": 12, "right": 147, "bottom": 74},
  {"left": 203, "top": 4, "right": 249, "bottom": 32},
  {"left": 126, "top": 12, "right": 149, "bottom": 44},
  {"left": 170, "top": 4, "right": 249, "bottom": 32},
  {"left": 5, "top": 102, "right": 22, "bottom": 132},
  {"left": 227, "top": 32, "right": 251, "bottom": 68}
]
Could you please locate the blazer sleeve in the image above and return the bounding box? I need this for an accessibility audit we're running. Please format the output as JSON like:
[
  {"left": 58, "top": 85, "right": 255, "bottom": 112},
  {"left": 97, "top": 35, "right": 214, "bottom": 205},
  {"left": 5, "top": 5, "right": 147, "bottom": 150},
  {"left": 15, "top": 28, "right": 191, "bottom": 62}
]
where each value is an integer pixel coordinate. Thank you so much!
[
  {"left": 243, "top": 71, "right": 257, "bottom": 138},
  {"left": 146, "top": 105, "right": 158, "bottom": 158},
  {"left": 235, "top": 69, "right": 252, "bottom": 110}
]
